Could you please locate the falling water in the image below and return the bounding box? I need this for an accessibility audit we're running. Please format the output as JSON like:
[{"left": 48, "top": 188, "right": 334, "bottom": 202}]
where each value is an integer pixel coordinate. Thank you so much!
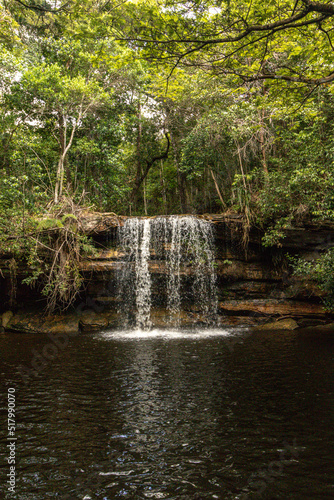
[
  {"left": 135, "top": 219, "right": 152, "bottom": 329},
  {"left": 117, "top": 218, "right": 152, "bottom": 329},
  {"left": 118, "top": 216, "right": 217, "bottom": 328},
  {"left": 166, "top": 216, "right": 182, "bottom": 324}
]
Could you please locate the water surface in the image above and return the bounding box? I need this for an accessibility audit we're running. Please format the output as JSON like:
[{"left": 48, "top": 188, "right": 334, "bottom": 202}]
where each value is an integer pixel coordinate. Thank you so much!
[{"left": 1, "top": 327, "right": 334, "bottom": 499}]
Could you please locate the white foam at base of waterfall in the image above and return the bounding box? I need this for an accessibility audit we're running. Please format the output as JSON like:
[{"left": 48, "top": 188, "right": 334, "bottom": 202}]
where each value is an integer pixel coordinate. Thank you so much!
[{"left": 99, "top": 328, "right": 246, "bottom": 341}]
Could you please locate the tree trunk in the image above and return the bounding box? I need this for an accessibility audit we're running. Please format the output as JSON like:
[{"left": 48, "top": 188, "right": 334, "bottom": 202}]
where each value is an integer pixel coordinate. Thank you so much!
[
  {"left": 54, "top": 156, "right": 65, "bottom": 204},
  {"left": 169, "top": 130, "right": 188, "bottom": 213},
  {"left": 131, "top": 100, "right": 142, "bottom": 211},
  {"left": 259, "top": 109, "right": 269, "bottom": 176},
  {"left": 143, "top": 177, "right": 147, "bottom": 215},
  {"left": 160, "top": 159, "right": 167, "bottom": 214},
  {"left": 54, "top": 113, "right": 66, "bottom": 204},
  {"left": 54, "top": 108, "right": 81, "bottom": 204},
  {"left": 130, "top": 133, "right": 170, "bottom": 204},
  {"left": 65, "top": 157, "right": 71, "bottom": 192},
  {"left": 210, "top": 168, "right": 226, "bottom": 208}
]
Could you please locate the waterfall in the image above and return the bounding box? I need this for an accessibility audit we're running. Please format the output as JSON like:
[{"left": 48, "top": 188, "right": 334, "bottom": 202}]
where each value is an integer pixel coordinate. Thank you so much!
[
  {"left": 117, "top": 218, "right": 152, "bottom": 329},
  {"left": 118, "top": 216, "right": 217, "bottom": 329},
  {"left": 166, "top": 216, "right": 182, "bottom": 325},
  {"left": 135, "top": 219, "right": 152, "bottom": 330}
]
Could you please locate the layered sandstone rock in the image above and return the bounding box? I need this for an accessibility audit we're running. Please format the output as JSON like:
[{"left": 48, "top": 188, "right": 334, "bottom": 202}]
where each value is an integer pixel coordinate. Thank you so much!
[{"left": 1, "top": 213, "right": 334, "bottom": 332}]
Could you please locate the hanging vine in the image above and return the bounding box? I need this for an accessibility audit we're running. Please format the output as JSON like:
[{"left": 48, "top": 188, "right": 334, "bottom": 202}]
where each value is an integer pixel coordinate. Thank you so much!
[{"left": 22, "top": 198, "right": 97, "bottom": 313}]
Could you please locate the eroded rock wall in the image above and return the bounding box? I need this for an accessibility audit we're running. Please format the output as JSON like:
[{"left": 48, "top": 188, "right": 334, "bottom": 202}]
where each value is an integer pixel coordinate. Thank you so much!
[{"left": 1, "top": 214, "right": 334, "bottom": 331}]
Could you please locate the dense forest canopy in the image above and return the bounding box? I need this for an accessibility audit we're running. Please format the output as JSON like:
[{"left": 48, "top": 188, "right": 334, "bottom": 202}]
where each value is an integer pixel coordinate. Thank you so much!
[
  {"left": 2, "top": 0, "right": 334, "bottom": 311},
  {"left": 1, "top": 0, "right": 334, "bottom": 225}
]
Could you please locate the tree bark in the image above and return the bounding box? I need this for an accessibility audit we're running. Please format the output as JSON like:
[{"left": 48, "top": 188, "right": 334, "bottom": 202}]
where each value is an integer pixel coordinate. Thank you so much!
[
  {"left": 130, "top": 133, "right": 170, "bottom": 203},
  {"left": 160, "top": 159, "right": 167, "bottom": 214},
  {"left": 169, "top": 129, "right": 188, "bottom": 213},
  {"left": 54, "top": 113, "right": 66, "bottom": 204},
  {"left": 258, "top": 109, "right": 269, "bottom": 176},
  {"left": 54, "top": 105, "right": 82, "bottom": 204},
  {"left": 210, "top": 168, "right": 226, "bottom": 208},
  {"left": 132, "top": 99, "right": 142, "bottom": 211}
]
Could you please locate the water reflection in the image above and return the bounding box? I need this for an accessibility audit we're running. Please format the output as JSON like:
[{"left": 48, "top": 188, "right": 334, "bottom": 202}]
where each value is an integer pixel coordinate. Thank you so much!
[{"left": 0, "top": 328, "right": 334, "bottom": 499}]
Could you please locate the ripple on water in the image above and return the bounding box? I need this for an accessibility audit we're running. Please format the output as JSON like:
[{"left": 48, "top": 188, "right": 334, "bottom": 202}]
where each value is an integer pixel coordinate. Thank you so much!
[{"left": 1, "top": 327, "right": 334, "bottom": 499}]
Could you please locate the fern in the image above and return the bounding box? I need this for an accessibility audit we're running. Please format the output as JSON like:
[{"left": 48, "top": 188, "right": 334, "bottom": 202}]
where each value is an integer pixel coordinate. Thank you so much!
[{"left": 37, "top": 218, "right": 63, "bottom": 230}]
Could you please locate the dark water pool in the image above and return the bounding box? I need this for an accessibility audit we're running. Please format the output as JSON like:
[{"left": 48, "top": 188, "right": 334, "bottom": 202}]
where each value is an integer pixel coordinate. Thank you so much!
[{"left": 1, "top": 327, "right": 334, "bottom": 499}]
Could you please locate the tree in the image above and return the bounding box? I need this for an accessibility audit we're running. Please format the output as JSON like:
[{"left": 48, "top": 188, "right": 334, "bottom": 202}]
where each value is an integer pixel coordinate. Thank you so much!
[
  {"left": 120, "top": 0, "right": 334, "bottom": 93},
  {"left": 7, "top": 61, "right": 109, "bottom": 203}
]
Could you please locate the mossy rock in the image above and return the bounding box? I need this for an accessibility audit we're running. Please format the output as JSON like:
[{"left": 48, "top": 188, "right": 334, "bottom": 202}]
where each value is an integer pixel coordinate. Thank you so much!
[{"left": 257, "top": 318, "right": 299, "bottom": 331}]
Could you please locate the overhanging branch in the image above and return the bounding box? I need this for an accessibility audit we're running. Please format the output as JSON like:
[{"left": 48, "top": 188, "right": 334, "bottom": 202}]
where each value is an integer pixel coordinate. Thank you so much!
[
  {"left": 130, "top": 133, "right": 170, "bottom": 202},
  {"left": 13, "top": 0, "right": 71, "bottom": 14},
  {"left": 117, "top": 1, "right": 334, "bottom": 87}
]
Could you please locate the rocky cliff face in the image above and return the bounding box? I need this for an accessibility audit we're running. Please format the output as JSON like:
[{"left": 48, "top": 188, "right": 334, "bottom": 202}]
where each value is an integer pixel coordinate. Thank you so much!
[{"left": 1, "top": 213, "right": 334, "bottom": 333}]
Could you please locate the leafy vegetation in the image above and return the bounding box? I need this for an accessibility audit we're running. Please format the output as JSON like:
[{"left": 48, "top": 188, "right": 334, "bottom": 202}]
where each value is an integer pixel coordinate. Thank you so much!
[
  {"left": 1, "top": 0, "right": 334, "bottom": 309},
  {"left": 290, "top": 251, "right": 334, "bottom": 311}
]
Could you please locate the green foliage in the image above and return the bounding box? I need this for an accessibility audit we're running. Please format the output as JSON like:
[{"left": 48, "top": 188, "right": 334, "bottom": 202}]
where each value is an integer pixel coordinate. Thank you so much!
[
  {"left": 0, "top": 175, "right": 27, "bottom": 211},
  {"left": 223, "top": 259, "right": 232, "bottom": 266},
  {"left": 261, "top": 219, "right": 291, "bottom": 248},
  {"left": 290, "top": 251, "right": 334, "bottom": 311},
  {"left": 79, "top": 235, "right": 98, "bottom": 257},
  {"left": 3, "top": 0, "right": 333, "bottom": 219},
  {"left": 2, "top": 0, "right": 334, "bottom": 305},
  {"left": 37, "top": 218, "right": 64, "bottom": 230},
  {"left": 61, "top": 213, "right": 77, "bottom": 225},
  {"left": 21, "top": 215, "right": 97, "bottom": 312},
  {"left": 258, "top": 167, "right": 334, "bottom": 222}
]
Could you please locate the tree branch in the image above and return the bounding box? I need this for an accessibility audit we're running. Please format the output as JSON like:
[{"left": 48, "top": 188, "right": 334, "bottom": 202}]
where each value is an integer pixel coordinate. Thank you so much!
[
  {"left": 242, "top": 70, "right": 334, "bottom": 85},
  {"left": 13, "top": 0, "right": 71, "bottom": 13},
  {"left": 119, "top": 6, "right": 327, "bottom": 46},
  {"left": 130, "top": 133, "right": 170, "bottom": 202},
  {"left": 118, "top": 2, "right": 334, "bottom": 88}
]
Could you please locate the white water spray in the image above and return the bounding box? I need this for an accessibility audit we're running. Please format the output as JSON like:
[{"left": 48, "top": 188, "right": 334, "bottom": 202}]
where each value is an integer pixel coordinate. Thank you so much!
[{"left": 118, "top": 216, "right": 217, "bottom": 329}]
